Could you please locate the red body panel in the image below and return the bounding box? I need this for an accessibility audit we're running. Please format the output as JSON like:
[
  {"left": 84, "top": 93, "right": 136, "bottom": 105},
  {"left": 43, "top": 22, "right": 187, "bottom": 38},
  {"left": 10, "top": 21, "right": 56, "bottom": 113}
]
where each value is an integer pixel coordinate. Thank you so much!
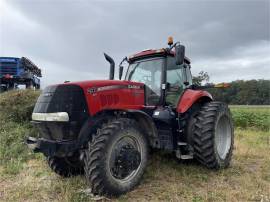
[
  {"left": 62, "top": 80, "right": 145, "bottom": 116},
  {"left": 60, "top": 80, "right": 212, "bottom": 116},
  {"left": 177, "top": 89, "right": 213, "bottom": 113},
  {"left": 130, "top": 49, "right": 161, "bottom": 58}
]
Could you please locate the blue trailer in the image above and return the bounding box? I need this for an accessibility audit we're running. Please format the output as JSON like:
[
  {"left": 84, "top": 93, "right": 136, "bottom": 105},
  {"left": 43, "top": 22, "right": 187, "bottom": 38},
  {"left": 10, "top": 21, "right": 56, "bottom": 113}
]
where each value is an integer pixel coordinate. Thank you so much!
[{"left": 0, "top": 57, "right": 42, "bottom": 92}]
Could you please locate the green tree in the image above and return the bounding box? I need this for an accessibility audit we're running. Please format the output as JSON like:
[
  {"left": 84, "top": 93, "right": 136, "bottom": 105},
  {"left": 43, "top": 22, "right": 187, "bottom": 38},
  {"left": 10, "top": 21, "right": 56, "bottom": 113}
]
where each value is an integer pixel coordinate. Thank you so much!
[
  {"left": 192, "top": 71, "right": 210, "bottom": 86},
  {"left": 209, "top": 79, "right": 270, "bottom": 105}
]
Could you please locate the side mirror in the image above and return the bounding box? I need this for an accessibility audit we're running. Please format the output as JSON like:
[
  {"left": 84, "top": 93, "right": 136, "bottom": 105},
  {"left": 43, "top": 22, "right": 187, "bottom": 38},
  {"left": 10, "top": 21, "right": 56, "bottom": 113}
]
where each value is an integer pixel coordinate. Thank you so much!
[
  {"left": 119, "top": 65, "right": 124, "bottom": 80},
  {"left": 175, "top": 44, "right": 185, "bottom": 65}
]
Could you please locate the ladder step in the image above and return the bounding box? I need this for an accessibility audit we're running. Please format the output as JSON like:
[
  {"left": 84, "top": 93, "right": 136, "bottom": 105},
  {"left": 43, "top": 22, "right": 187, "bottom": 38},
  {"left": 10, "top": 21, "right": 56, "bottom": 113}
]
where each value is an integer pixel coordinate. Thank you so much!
[
  {"left": 177, "top": 142, "right": 187, "bottom": 146},
  {"left": 180, "top": 155, "right": 193, "bottom": 159}
]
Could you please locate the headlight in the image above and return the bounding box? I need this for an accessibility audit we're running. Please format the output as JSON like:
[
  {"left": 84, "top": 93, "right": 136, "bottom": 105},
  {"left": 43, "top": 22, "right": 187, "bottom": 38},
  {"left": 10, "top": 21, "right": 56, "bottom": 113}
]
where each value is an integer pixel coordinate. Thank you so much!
[{"left": 32, "top": 112, "right": 69, "bottom": 122}]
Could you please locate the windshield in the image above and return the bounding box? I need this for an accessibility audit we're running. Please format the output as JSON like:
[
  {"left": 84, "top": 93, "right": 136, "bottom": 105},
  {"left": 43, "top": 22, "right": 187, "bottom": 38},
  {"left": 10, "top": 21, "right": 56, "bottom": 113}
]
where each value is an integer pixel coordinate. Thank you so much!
[{"left": 126, "top": 58, "right": 163, "bottom": 105}]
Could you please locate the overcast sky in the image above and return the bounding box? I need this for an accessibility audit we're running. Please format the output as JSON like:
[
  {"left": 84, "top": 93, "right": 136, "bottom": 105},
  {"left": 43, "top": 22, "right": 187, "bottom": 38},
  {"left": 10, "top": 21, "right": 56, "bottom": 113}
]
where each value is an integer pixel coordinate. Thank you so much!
[{"left": 0, "top": 0, "right": 269, "bottom": 87}]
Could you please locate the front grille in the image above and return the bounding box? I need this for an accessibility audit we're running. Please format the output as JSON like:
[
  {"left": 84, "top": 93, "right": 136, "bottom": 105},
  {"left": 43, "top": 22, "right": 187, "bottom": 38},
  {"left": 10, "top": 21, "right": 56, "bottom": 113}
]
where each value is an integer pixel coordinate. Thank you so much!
[
  {"left": 100, "top": 94, "right": 119, "bottom": 106},
  {"left": 0, "top": 62, "right": 17, "bottom": 76},
  {"left": 33, "top": 84, "right": 89, "bottom": 140}
]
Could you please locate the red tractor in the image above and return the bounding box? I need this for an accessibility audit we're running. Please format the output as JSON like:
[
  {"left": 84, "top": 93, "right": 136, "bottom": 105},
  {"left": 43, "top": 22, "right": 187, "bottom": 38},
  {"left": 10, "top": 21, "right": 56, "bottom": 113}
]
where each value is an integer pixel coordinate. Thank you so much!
[{"left": 27, "top": 37, "right": 234, "bottom": 197}]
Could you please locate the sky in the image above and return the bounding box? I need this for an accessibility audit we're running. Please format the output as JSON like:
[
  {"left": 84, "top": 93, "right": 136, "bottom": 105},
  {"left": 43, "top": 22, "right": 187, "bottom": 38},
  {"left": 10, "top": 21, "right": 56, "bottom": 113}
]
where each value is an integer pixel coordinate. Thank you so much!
[{"left": 0, "top": 0, "right": 269, "bottom": 87}]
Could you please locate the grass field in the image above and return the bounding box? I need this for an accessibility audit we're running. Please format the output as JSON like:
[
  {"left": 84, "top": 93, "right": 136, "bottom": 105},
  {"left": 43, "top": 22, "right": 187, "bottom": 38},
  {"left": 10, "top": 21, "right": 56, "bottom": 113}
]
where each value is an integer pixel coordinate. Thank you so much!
[
  {"left": 0, "top": 90, "right": 269, "bottom": 202},
  {"left": 230, "top": 105, "right": 270, "bottom": 131}
]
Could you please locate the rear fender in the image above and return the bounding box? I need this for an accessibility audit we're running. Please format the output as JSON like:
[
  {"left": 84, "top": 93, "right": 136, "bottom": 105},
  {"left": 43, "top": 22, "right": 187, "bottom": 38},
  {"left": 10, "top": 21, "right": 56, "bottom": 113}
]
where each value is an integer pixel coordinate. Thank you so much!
[{"left": 177, "top": 89, "right": 213, "bottom": 113}]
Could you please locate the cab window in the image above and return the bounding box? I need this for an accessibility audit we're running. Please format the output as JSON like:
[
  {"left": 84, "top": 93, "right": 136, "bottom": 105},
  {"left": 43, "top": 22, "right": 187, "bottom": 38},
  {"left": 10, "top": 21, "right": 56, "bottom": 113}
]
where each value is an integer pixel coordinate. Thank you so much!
[
  {"left": 166, "top": 57, "right": 192, "bottom": 107},
  {"left": 126, "top": 58, "right": 163, "bottom": 105}
]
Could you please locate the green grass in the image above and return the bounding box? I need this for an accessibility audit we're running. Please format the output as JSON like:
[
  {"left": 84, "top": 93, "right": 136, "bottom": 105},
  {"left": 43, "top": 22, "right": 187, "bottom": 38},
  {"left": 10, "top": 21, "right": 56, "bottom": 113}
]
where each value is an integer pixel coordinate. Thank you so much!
[
  {"left": 0, "top": 90, "right": 269, "bottom": 201},
  {"left": 0, "top": 129, "right": 269, "bottom": 202},
  {"left": 0, "top": 89, "right": 40, "bottom": 123},
  {"left": 0, "top": 90, "right": 40, "bottom": 175},
  {"left": 230, "top": 105, "right": 270, "bottom": 131}
]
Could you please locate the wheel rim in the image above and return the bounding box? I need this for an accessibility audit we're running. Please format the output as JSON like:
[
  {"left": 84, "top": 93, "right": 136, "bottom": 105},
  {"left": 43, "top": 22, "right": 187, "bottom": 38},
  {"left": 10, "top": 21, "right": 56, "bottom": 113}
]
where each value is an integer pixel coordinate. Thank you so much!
[
  {"left": 109, "top": 135, "right": 142, "bottom": 182},
  {"left": 215, "top": 115, "right": 232, "bottom": 160}
]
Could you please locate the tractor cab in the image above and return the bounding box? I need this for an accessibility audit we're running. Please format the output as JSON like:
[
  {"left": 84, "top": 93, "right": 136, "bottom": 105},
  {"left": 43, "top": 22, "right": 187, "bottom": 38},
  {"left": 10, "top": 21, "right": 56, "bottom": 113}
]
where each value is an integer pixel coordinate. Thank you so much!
[
  {"left": 125, "top": 48, "right": 192, "bottom": 107},
  {"left": 114, "top": 38, "right": 195, "bottom": 151}
]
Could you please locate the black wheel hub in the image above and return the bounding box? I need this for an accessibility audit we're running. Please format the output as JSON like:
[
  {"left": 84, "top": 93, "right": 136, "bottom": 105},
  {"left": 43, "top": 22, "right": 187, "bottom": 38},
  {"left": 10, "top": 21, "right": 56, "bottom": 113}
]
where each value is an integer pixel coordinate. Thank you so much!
[{"left": 111, "top": 144, "right": 141, "bottom": 180}]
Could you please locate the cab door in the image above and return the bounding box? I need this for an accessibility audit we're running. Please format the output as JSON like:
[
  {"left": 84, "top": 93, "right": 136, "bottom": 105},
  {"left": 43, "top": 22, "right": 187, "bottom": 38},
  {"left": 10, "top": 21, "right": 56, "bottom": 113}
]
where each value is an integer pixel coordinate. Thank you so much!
[
  {"left": 126, "top": 57, "right": 163, "bottom": 106},
  {"left": 165, "top": 56, "right": 192, "bottom": 108}
]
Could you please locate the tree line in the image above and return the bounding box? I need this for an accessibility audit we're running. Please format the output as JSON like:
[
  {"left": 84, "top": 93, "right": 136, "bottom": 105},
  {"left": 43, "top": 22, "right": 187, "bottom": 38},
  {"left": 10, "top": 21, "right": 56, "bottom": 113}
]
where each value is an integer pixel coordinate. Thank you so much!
[{"left": 193, "top": 71, "right": 270, "bottom": 105}]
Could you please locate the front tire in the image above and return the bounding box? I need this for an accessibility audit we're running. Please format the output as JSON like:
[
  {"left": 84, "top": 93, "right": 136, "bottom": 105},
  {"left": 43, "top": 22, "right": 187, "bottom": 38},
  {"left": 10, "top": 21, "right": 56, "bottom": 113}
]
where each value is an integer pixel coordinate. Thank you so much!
[
  {"left": 47, "top": 155, "right": 83, "bottom": 177},
  {"left": 193, "top": 101, "right": 234, "bottom": 169},
  {"left": 84, "top": 118, "right": 148, "bottom": 197}
]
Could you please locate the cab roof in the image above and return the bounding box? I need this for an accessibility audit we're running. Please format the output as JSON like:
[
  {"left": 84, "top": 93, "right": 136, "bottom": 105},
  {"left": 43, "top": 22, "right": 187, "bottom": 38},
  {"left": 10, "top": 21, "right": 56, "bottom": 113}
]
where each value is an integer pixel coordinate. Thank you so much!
[{"left": 128, "top": 48, "right": 191, "bottom": 64}]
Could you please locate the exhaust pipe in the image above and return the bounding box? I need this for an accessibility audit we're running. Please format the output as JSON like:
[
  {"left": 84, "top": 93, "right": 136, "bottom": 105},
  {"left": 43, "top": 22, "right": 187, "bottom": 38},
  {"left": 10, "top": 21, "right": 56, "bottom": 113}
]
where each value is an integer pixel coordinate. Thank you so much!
[{"left": 104, "top": 53, "right": 115, "bottom": 80}]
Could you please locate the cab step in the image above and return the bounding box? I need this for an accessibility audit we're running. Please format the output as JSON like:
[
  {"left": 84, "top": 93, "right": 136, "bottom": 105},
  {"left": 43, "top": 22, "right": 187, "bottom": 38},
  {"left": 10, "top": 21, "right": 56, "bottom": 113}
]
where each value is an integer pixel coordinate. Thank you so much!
[
  {"left": 179, "top": 154, "right": 193, "bottom": 159},
  {"left": 177, "top": 142, "right": 187, "bottom": 146},
  {"left": 175, "top": 149, "right": 194, "bottom": 160},
  {"left": 176, "top": 142, "right": 194, "bottom": 159}
]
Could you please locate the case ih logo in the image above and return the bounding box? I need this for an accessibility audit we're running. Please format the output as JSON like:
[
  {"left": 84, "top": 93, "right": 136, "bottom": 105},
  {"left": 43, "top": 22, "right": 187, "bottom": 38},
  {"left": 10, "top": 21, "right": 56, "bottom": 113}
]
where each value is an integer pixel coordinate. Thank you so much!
[
  {"left": 88, "top": 87, "right": 97, "bottom": 94},
  {"left": 128, "top": 85, "right": 141, "bottom": 89}
]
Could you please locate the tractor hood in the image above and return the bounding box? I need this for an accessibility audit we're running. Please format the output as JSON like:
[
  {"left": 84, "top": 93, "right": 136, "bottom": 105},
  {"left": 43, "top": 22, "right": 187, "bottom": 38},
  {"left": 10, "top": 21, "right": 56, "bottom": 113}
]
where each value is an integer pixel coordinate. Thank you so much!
[
  {"left": 34, "top": 80, "right": 145, "bottom": 120},
  {"left": 61, "top": 80, "right": 144, "bottom": 90}
]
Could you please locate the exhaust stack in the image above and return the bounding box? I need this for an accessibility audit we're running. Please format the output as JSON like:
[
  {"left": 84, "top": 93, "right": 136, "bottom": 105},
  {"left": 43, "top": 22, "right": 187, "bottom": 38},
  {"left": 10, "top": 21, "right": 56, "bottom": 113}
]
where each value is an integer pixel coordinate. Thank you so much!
[{"left": 104, "top": 53, "right": 115, "bottom": 80}]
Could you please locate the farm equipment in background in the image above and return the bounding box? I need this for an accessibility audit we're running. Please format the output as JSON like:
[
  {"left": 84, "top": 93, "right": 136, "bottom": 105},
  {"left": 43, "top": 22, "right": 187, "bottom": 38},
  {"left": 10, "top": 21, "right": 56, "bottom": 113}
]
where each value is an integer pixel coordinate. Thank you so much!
[
  {"left": 0, "top": 57, "right": 42, "bottom": 92},
  {"left": 26, "top": 37, "right": 234, "bottom": 197}
]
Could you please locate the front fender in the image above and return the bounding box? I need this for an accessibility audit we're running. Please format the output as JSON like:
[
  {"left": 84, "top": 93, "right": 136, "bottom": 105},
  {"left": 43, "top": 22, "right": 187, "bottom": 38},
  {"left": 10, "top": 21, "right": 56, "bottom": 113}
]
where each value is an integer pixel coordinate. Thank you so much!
[
  {"left": 77, "top": 112, "right": 114, "bottom": 147},
  {"left": 124, "top": 109, "right": 160, "bottom": 148},
  {"left": 177, "top": 89, "right": 213, "bottom": 113},
  {"left": 77, "top": 109, "right": 160, "bottom": 149}
]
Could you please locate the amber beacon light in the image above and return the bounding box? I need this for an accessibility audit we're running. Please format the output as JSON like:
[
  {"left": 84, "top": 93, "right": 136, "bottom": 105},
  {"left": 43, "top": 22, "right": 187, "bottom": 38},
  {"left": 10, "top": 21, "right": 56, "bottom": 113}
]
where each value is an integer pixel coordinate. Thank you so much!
[{"left": 168, "top": 36, "right": 173, "bottom": 46}]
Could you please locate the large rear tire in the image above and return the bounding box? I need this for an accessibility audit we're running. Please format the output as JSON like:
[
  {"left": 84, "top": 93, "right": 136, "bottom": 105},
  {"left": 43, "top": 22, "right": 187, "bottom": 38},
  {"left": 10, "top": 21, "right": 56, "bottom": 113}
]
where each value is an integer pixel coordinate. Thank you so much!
[
  {"left": 47, "top": 155, "right": 83, "bottom": 177},
  {"left": 84, "top": 118, "right": 148, "bottom": 197},
  {"left": 193, "top": 101, "right": 234, "bottom": 169}
]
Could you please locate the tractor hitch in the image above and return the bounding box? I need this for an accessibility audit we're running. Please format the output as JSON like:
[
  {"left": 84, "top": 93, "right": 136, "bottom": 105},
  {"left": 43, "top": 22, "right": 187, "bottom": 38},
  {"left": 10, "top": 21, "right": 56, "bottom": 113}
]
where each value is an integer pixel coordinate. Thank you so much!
[{"left": 26, "top": 137, "right": 41, "bottom": 153}]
